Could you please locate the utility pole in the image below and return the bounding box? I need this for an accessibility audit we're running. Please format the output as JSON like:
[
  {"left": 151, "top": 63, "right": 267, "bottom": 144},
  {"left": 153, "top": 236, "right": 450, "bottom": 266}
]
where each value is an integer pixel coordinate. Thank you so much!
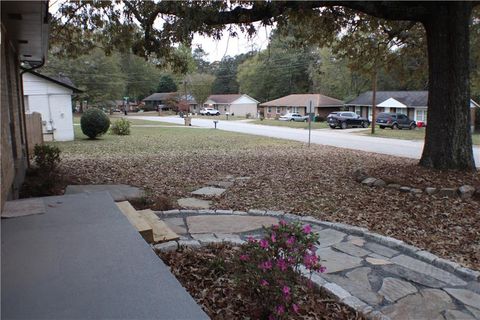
[
  {"left": 308, "top": 100, "right": 312, "bottom": 147},
  {"left": 371, "top": 71, "right": 377, "bottom": 135}
]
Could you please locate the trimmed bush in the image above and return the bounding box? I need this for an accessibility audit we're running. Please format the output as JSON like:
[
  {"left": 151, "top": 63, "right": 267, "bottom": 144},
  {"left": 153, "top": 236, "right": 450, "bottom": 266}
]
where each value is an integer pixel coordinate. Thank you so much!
[
  {"left": 80, "top": 108, "right": 110, "bottom": 139},
  {"left": 33, "top": 144, "right": 61, "bottom": 172},
  {"left": 314, "top": 115, "right": 326, "bottom": 122},
  {"left": 110, "top": 118, "right": 131, "bottom": 135}
]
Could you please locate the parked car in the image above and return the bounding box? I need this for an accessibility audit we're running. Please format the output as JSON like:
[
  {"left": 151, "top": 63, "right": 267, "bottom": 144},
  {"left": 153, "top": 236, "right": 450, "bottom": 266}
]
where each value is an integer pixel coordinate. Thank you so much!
[
  {"left": 200, "top": 108, "right": 220, "bottom": 116},
  {"left": 279, "top": 113, "right": 309, "bottom": 122},
  {"left": 376, "top": 112, "right": 416, "bottom": 130},
  {"left": 327, "top": 112, "right": 370, "bottom": 129}
]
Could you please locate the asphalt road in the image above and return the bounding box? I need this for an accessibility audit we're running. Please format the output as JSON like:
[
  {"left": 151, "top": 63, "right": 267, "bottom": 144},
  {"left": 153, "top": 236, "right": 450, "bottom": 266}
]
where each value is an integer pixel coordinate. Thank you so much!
[{"left": 131, "top": 116, "right": 480, "bottom": 167}]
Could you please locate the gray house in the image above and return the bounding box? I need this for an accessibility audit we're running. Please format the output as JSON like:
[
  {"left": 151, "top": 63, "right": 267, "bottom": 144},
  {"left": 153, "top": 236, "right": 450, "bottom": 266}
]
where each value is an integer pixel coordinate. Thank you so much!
[{"left": 346, "top": 91, "right": 479, "bottom": 129}]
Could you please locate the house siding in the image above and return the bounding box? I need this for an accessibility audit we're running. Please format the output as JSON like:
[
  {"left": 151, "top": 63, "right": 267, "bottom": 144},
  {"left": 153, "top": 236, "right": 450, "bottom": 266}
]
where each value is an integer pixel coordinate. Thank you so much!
[
  {"left": 1, "top": 25, "right": 29, "bottom": 209},
  {"left": 23, "top": 73, "right": 75, "bottom": 141}
]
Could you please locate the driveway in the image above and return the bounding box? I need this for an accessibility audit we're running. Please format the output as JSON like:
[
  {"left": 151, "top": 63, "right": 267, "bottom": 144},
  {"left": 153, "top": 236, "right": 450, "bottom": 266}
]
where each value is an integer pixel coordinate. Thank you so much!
[{"left": 130, "top": 116, "right": 480, "bottom": 167}]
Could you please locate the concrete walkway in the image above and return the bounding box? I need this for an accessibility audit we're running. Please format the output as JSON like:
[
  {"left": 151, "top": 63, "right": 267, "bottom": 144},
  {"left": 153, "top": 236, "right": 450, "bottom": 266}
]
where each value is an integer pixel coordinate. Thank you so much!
[
  {"left": 130, "top": 116, "right": 480, "bottom": 167},
  {"left": 155, "top": 209, "right": 480, "bottom": 320},
  {"left": 1, "top": 192, "right": 208, "bottom": 319}
]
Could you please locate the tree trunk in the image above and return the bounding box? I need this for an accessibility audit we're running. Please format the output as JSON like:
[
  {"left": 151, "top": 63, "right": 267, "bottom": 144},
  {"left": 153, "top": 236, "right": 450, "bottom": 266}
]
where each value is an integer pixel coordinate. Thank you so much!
[{"left": 420, "top": 2, "right": 475, "bottom": 170}]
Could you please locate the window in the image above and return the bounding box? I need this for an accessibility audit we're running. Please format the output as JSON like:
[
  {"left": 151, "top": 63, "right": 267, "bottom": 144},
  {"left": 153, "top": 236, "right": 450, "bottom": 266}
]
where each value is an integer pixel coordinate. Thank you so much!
[
  {"left": 292, "top": 107, "right": 299, "bottom": 113},
  {"left": 355, "top": 106, "right": 361, "bottom": 115},
  {"left": 193, "top": 105, "right": 196, "bottom": 110},
  {"left": 416, "top": 109, "right": 427, "bottom": 122},
  {"left": 276, "top": 107, "right": 281, "bottom": 114},
  {"left": 268, "top": 107, "right": 272, "bottom": 113},
  {"left": 224, "top": 107, "right": 227, "bottom": 111}
]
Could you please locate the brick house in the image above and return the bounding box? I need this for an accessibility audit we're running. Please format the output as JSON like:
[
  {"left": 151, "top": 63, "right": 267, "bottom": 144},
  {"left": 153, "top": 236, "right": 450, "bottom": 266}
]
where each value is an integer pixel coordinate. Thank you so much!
[{"left": 259, "top": 94, "right": 343, "bottom": 119}]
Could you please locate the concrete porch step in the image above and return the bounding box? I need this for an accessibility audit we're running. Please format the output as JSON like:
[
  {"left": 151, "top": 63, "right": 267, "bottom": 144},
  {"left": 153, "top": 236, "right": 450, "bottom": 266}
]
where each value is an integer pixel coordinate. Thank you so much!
[{"left": 116, "top": 201, "right": 179, "bottom": 244}]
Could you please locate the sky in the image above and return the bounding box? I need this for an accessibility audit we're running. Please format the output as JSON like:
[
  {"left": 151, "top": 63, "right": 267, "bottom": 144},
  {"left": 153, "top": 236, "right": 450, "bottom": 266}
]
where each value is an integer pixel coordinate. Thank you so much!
[
  {"left": 191, "top": 24, "right": 272, "bottom": 62},
  {"left": 49, "top": 1, "right": 272, "bottom": 62}
]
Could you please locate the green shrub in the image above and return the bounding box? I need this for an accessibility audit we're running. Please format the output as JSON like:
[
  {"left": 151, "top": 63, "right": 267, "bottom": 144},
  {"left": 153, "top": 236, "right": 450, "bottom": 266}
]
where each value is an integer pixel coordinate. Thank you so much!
[
  {"left": 80, "top": 108, "right": 110, "bottom": 139},
  {"left": 33, "top": 144, "right": 61, "bottom": 172},
  {"left": 110, "top": 118, "right": 131, "bottom": 135},
  {"left": 314, "top": 115, "right": 325, "bottom": 122}
]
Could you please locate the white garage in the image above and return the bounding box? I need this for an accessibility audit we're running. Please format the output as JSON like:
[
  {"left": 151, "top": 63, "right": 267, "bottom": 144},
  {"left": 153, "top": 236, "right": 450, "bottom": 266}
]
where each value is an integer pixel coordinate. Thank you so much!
[
  {"left": 23, "top": 71, "right": 81, "bottom": 141},
  {"left": 204, "top": 94, "right": 259, "bottom": 117}
]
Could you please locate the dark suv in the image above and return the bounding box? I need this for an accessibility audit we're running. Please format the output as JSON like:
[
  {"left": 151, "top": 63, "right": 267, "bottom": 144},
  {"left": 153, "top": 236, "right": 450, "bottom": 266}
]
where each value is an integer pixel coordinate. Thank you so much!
[
  {"left": 327, "top": 112, "right": 370, "bottom": 129},
  {"left": 376, "top": 112, "right": 416, "bottom": 130}
]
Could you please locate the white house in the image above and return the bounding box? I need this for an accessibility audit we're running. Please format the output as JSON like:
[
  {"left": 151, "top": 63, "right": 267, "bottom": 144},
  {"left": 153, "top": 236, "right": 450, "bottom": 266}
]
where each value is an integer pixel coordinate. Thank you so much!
[
  {"left": 203, "top": 94, "right": 259, "bottom": 117},
  {"left": 22, "top": 71, "right": 81, "bottom": 141}
]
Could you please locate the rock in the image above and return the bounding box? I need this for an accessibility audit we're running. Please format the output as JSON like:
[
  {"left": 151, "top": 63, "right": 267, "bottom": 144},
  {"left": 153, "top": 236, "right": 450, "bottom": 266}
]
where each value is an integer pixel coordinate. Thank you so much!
[
  {"left": 361, "top": 177, "right": 377, "bottom": 187},
  {"left": 373, "top": 179, "right": 387, "bottom": 187},
  {"left": 444, "top": 288, "right": 480, "bottom": 309},
  {"left": 353, "top": 168, "right": 368, "bottom": 182},
  {"left": 391, "top": 255, "right": 467, "bottom": 286},
  {"left": 381, "top": 289, "right": 455, "bottom": 320},
  {"left": 366, "top": 257, "right": 392, "bottom": 265},
  {"left": 316, "top": 247, "right": 363, "bottom": 273},
  {"left": 187, "top": 215, "right": 278, "bottom": 234},
  {"left": 206, "top": 181, "right": 234, "bottom": 188},
  {"left": 466, "top": 306, "right": 480, "bottom": 319},
  {"left": 410, "top": 188, "right": 423, "bottom": 195},
  {"left": 425, "top": 187, "right": 438, "bottom": 195},
  {"left": 444, "top": 310, "right": 476, "bottom": 320},
  {"left": 381, "top": 264, "right": 448, "bottom": 288},
  {"left": 458, "top": 185, "right": 476, "bottom": 199},
  {"left": 437, "top": 188, "right": 458, "bottom": 197},
  {"left": 332, "top": 242, "right": 371, "bottom": 257},
  {"left": 153, "top": 241, "right": 178, "bottom": 252},
  {"left": 163, "top": 217, "right": 188, "bottom": 234},
  {"left": 316, "top": 229, "right": 346, "bottom": 248},
  {"left": 378, "top": 277, "right": 418, "bottom": 303},
  {"left": 387, "top": 184, "right": 401, "bottom": 189},
  {"left": 364, "top": 242, "right": 399, "bottom": 258},
  {"left": 349, "top": 237, "right": 366, "bottom": 247},
  {"left": 191, "top": 233, "right": 223, "bottom": 244},
  {"left": 177, "top": 197, "right": 212, "bottom": 209},
  {"left": 399, "top": 186, "right": 411, "bottom": 193},
  {"left": 191, "top": 186, "right": 226, "bottom": 197}
]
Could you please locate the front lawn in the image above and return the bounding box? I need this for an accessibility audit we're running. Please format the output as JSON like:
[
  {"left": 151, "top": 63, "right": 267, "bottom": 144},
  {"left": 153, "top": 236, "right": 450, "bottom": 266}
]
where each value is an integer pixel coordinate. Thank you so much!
[
  {"left": 357, "top": 127, "right": 480, "bottom": 145},
  {"left": 190, "top": 114, "right": 246, "bottom": 121},
  {"left": 51, "top": 124, "right": 480, "bottom": 270},
  {"left": 250, "top": 119, "right": 329, "bottom": 129},
  {"left": 73, "top": 114, "right": 179, "bottom": 126}
]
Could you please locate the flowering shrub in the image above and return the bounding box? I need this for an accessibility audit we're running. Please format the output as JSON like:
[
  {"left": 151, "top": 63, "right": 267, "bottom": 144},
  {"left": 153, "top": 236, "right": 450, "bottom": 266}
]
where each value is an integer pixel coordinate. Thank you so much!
[{"left": 235, "top": 220, "right": 325, "bottom": 319}]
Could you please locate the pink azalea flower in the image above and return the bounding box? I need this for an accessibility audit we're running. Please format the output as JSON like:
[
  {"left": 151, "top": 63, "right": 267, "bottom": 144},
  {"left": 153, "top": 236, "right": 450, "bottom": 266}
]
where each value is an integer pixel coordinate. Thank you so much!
[
  {"left": 292, "top": 303, "right": 300, "bottom": 314},
  {"left": 282, "top": 286, "right": 291, "bottom": 297},
  {"left": 271, "top": 232, "right": 276, "bottom": 243},
  {"left": 320, "top": 266, "right": 327, "bottom": 273},
  {"left": 239, "top": 254, "right": 250, "bottom": 261},
  {"left": 279, "top": 220, "right": 287, "bottom": 226},
  {"left": 260, "top": 279, "right": 269, "bottom": 287},
  {"left": 303, "top": 224, "right": 312, "bottom": 234},
  {"left": 260, "top": 239, "right": 269, "bottom": 249},
  {"left": 276, "top": 258, "right": 288, "bottom": 271},
  {"left": 286, "top": 236, "right": 296, "bottom": 246},
  {"left": 268, "top": 314, "right": 276, "bottom": 320},
  {"left": 276, "top": 305, "right": 285, "bottom": 315},
  {"left": 259, "top": 260, "right": 273, "bottom": 271},
  {"left": 247, "top": 236, "right": 256, "bottom": 243}
]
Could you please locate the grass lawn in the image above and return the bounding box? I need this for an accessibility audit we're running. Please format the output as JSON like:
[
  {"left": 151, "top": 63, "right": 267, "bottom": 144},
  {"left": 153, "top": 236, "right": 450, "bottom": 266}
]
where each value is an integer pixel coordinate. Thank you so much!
[
  {"left": 250, "top": 119, "right": 329, "bottom": 129},
  {"left": 357, "top": 127, "right": 480, "bottom": 145},
  {"left": 189, "top": 114, "right": 246, "bottom": 121},
  {"left": 50, "top": 124, "right": 480, "bottom": 270},
  {"left": 73, "top": 114, "right": 179, "bottom": 126}
]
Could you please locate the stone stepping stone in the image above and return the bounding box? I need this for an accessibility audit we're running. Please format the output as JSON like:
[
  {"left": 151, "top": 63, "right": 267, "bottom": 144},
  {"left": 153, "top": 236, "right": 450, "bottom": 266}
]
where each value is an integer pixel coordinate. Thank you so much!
[
  {"left": 177, "top": 197, "right": 211, "bottom": 209},
  {"left": 187, "top": 215, "right": 278, "bottom": 234},
  {"left": 316, "top": 247, "right": 362, "bottom": 274},
  {"left": 444, "top": 288, "right": 480, "bottom": 309},
  {"left": 206, "top": 181, "right": 234, "bottom": 188},
  {"left": 317, "top": 229, "right": 346, "bottom": 248},
  {"left": 391, "top": 255, "right": 467, "bottom": 286},
  {"left": 364, "top": 242, "right": 399, "bottom": 258},
  {"left": 325, "top": 267, "right": 382, "bottom": 305},
  {"left": 381, "top": 289, "right": 455, "bottom": 320},
  {"left": 65, "top": 184, "right": 144, "bottom": 201},
  {"left": 444, "top": 309, "right": 476, "bottom": 320},
  {"left": 378, "top": 277, "right": 417, "bottom": 303},
  {"left": 163, "top": 218, "right": 188, "bottom": 235},
  {"left": 191, "top": 187, "right": 226, "bottom": 197},
  {"left": 382, "top": 264, "right": 448, "bottom": 288},
  {"left": 332, "top": 242, "right": 371, "bottom": 257}
]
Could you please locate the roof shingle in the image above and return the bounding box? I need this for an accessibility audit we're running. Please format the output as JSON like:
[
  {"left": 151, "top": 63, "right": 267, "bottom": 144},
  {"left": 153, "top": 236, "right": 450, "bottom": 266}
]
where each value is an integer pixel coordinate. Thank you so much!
[{"left": 259, "top": 94, "right": 343, "bottom": 107}]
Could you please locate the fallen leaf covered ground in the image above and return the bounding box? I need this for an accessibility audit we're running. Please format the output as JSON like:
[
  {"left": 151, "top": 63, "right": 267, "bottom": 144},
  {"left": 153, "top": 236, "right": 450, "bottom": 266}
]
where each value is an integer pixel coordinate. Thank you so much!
[
  {"left": 159, "top": 244, "right": 365, "bottom": 320},
  {"left": 53, "top": 126, "right": 480, "bottom": 270}
]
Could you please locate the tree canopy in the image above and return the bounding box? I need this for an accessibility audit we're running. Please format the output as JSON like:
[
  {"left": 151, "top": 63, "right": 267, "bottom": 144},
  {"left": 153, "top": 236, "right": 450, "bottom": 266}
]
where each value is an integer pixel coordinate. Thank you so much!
[{"left": 51, "top": 1, "right": 480, "bottom": 170}]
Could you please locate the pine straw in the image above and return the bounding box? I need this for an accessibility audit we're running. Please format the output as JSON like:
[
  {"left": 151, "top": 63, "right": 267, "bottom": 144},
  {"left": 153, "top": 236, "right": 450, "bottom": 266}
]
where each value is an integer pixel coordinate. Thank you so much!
[{"left": 158, "top": 244, "right": 366, "bottom": 320}]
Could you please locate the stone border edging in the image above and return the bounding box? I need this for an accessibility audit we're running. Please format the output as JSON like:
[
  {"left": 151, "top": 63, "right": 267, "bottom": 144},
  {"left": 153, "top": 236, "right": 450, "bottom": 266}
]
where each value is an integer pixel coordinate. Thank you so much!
[{"left": 154, "top": 209, "right": 480, "bottom": 320}]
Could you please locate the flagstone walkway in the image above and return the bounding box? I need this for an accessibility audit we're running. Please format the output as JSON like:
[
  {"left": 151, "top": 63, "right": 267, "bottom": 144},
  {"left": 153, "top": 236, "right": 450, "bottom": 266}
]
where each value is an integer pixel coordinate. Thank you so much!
[{"left": 153, "top": 209, "right": 480, "bottom": 320}]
